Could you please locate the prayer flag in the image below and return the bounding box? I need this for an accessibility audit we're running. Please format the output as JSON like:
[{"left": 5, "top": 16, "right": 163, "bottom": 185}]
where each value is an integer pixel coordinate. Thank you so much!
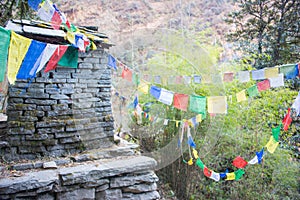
[
  {"left": 17, "top": 40, "right": 46, "bottom": 80},
  {"left": 195, "top": 158, "right": 204, "bottom": 169},
  {"left": 158, "top": 88, "right": 174, "bottom": 105},
  {"left": 33, "top": 44, "right": 57, "bottom": 75},
  {"left": 133, "top": 96, "right": 138, "bottom": 108},
  {"left": 44, "top": 45, "right": 68, "bottom": 73},
  {"left": 196, "top": 114, "right": 202, "bottom": 122},
  {"left": 37, "top": 0, "right": 55, "bottom": 22},
  {"left": 280, "top": 64, "right": 298, "bottom": 79},
  {"left": 236, "top": 90, "right": 247, "bottom": 102},
  {"left": 265, "top": 136, "right": 279, "bottom": 153},
  {"left": 247, "top": 85, "right": 259, "bottom": 97},
  {"left": 252, "top": 69, "right": 265, "bottom": 80},
  {"left": 201, "top": 74, "right": 212, "bottom": 84},
  {"left": 7, "top": 32, "right": 32, "bottom": 84},
  {"left": 175, "top": 76, "right": 183, "bottom": 84},
  {"left": 269, "top": 73, "right": 284, "bottom": 88},
  {"left": 238, "top": 71, "right": 250, "bottom": 83},
  {"left": 220, "top": 169, "right": 228, "bottom": 179},
  {"left": 138, "top": 80, "right": 149, "bottom": 94},
  {"left": 121, "top": 67, "right": 133, "bottom": 82},
  {"left": 192, "top": 149, "right": 199, "bottom": 159},
  {"left": 162, "top": 77, "right": 168, "bottom": 85},
  {"left": 154, "top": 75, "right": 161, "bottom": 84},
  {"left": 183, "top": 76, "right": 191, "bottom": 84},
  {"left": 225, "top": 172, "right": 235, "bottom": 180},
  {"left": 57, "top": 46, "right": 78, "bottom": 68},
  {"left": 248, "top": 155, "right": 258, "bottom": 165},
  {"left": 168, "top": 76, "right": 175, "bottom": 85},
  {"left": 212, "top": 74, "right": 222, "bottom": 83},
  {"left": 272, "top": 125, "right": 281, "bottom": 142},
  {"left": 173, "top": 93, "right": 189, "bottom": 111},
  {"left": 292, "top": 91, "right": 300, "bottom": 116},
  {"left": 28, "top": 0, "right": 42, "bottom": 11},
  {"left": 163, "top": 119, "right": 169, "bottom": 125},
  {"left": 143, "top": 74, "right": 152, "bottom": 82},
  {"left": 150, "top": 85, "right": 161, "bottom": 99},
  {"left": 257, "top": 79, "right": 270, "bottom": 92},
  {"left": 265, "top": 67, "right": 278, "bottom": 78},
  {"left": 189, "top": 95, "right": 206, "bottom": 115},
  {"left": 256, "top": 148, "right": 264, "bottom": 164},
  {"left": 107, "top": 55, "right": 117, "bottom": 70},
  {"left": 193, "top": 75, "right": 201, "bottom": 84},
  {"left": 203, "top": 167, "right": 212, "bottom": 178},
  {"left": 0, "top": 27, "right": 10, "bottom": 82},
  {"left": 51, "top": 11, "right": 62, "bottom": 30},
  {"left": 207, "top": 96, "right": 227, "bottom": 114},
  {"left": 282, "top": 108, "right": 292, "bottom": 131},
  {"left": 66, "top": 32, "right": 75, "bottom": 46},
  {"left": 132, "top": 73, "right": 140, "bottom": 86},
  {"left": 234, "top": 169, "right": 245, "bottom": 180},
  {"left": 232, "top": 156, "right": 248, "bottom": 168},
  {"left": 210, "top": 171, "right": 220, "bottom": 182},
  {"left": 188, "top": 135, "right": 196, "bottom": 148},
  {"left": 223, "top": 72, "right": 234, "bottom": 82}
]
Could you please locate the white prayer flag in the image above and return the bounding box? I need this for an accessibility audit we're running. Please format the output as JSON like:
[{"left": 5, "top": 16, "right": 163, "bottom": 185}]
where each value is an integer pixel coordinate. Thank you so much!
[
  {"left": 269, "top": 73, "right": 284, "bottom": 88},
  {"left": 248, "top": 156, "right": 258, "bottom": 165},
  {"left": 210, "top": 171, "right": 220, "bottom": 182},
  {"left": 35, "top": 44, "right": 58, "bottom": 73},
  {"left": 158, "top": 88, "right": 174, "bottom": 105},
  {"left": 238, "top": 71, "right": 250, "bottom": 83},
  {"left": 252, "top": 69, "right": 265, "bottom": 80},
  {"left": 292, "top": 91, "right": 300, "bottom": 116}
]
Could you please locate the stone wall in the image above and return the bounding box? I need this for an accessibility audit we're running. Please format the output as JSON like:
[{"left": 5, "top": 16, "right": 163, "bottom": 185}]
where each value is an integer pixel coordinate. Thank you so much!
[
  {"left": 0, "top": 156, "right": 160, "bottom": 200},
  {"left": 1, "top": 49, "right": 115, "bottom": 161}
]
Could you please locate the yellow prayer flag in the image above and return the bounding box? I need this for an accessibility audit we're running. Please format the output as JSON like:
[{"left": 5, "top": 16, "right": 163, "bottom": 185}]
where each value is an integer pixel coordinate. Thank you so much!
[
  {"left": 202, "top": 74, "right": 212, "bottom": 84},
  {"left": 176, "top": 120, "right": 180, "bottom": 128},
  {"left": 137, "top": 80, "right": 149, "bottom": 94},
  {"left": 236, "top": 90, "right": 247, "bottom": 102},
  {"left": 226, "top": 172, "right": 236, "bottom": 180},
  {"left": 66, "top": 31, "right": 75, "bottom": 45},
  {"left": 196, "top": 114, "right": 202, "bottom": 122},
  {"left": 265, "top": 136, "right": 279, "bottom": 153},
  {"left": 7, "top": 32, "right": 31, "bottom": 84},
  {"left": 265, "top": 67, "right": 278, "bottom": 78},
  {"left": 162, "top": 77, "right": 168, "bottom": 85},
  {"left": 90, "top": 41, "right": 97, "bottom": 50},
  {"left": 187, "top": 158, "right": 193, "bottom": 165},
  {"left": 207, "top": 96, "right": 227, "bottom": 114},
  {"left": 192, "top": 148, "right": 199, "bottom": 159}
]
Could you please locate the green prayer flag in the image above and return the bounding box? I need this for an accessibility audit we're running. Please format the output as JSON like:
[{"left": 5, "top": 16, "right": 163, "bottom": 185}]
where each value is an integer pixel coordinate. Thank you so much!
[
  {"left": 196, "top": 158, "right": 204, "bottom": 169},
  {"left": 247, "top": 85, "right": 259, "bottom": 97},
  {"left": 272, "top": 125, "right": 281, "bottom": 142},
  {"left": 0, "top": 27, "right": 11, "bottom": 82},
  {"left": 132, "top": 73, "right": 140, "bottom": 86},
  {"left": 279, "top": 64, "right": 296, "bottom": 76},
  {"left": 58, "top": 46, "right": 78, "bottom": 68},
  {"left": 189, "top": 95, "right": 206, "bottom": 115},
  {"left": 234, "top": 169, "right": 245, "bottom": 180}
]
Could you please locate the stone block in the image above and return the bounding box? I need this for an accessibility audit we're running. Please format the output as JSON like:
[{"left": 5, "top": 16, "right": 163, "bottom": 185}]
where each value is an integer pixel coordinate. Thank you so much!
[
  {"left": 27, "top": 88, "right": 45, "bottom": 94},
  {"left": 43, "top": 161, "right": 57, "bottom": 169},
  {"left": 37, "top": 106, "right": 52, "bottom": 111},
  {"left": 57, "top": 188, "right": 95, "bottom": 200},
  {"left": 8, "top": 98, "right": 23, "bottom": 104},
  {"left": 25, "top": 99, "right": 57, "bottom": 105},
  {"left": 37, "top": 193, "right": 55, "bottom": 200},
  {"left": 72, "top": 93, "right": 93, "bottom": 99},
  {"left": 122, "top": 191, "right": 160, "bottom": 200},
  {"left": 84, "top": 57, "right": 100, "bottom": 64},
  {"left": 35, "top": 78, "right": 67, "bottom": 84},
  {"left": 123, "top": 183, "right": 157, "bottom": 194},
  {"left": 77, "top": 62, "right": 93, "bottom": 69},
  {"left": 36, "top": 120, "right": 66, "bottom": 128},
  {"left": 25, "top": 134, "right": 48, "bottom": 141},
  {"left": 59, "top": 136, "right": 81, "bottom": 144},
  {"left": 66, "top": 78, "right": 78, "bottom": 83},
  {"left": 95, "top": 189, "right": 122, "bottom": 200},
  {"left": 12, "top": 163, "right": 34, "bottom": 171},
  {"left": 9, "top": 104, "right": 36, "bottom": 111}
]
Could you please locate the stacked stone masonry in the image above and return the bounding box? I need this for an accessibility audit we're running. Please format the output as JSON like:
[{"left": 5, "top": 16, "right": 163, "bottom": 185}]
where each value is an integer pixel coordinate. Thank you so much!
[
  {"left": 0, "top": 156, "right": 160, "bottom": 200},
  {"left": 2, "top": 49, "right": 115, "bottom": 161}
]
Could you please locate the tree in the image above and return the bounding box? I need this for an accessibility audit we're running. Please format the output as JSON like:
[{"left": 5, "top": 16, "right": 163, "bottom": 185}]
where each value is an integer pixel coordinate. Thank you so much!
[{"left": 225, "top": 0, "right": 300, "bottom": 68}]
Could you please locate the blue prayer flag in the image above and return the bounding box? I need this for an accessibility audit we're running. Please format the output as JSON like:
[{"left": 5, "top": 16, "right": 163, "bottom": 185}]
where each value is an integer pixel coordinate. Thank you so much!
[
  {"left": 188, "top": 136, "right": 196, "bottom": 148},
  {"left": 108, "top": 55, "right": 117, "bottom": 70},
  {"left": 28, "top": 0, "right": 42, "bottom": 11},
  {"left": 133, "top": 96, "right": 138, "bottom": 108},
  {"left": 256, "top": 148, "right": 264, "bottom": 164},
  {"left": 150, "top": 86, "right": 161, "bottom": 99}
]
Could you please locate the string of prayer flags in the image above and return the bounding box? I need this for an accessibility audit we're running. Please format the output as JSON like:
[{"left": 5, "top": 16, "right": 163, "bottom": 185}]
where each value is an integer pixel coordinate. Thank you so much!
[
  {"left": 223, "top": 72, "right": 234, "bottom": 82},
  {"left": 34, "top": 44, "right": 57, "bottom": 75},
  {"left": 150, "top": 85, "right": 161, "bottom": 100},
  {"left": 236, "top": 90, "right": 247, "bottom": 102},
  {"left": 158, "top": 88, "right": 174, "bottom": 106},
  {"left": 247, "top": 85, "right": 259, "bottom": 97},
  {"left": 0, "top": 27, "right": 11, "bottom": 82},
  {"left": 17, "top": 40, "right": 47, "bottom": 80},
  {"left": 234, "top": 169, "right": 245, "bottom": 180},
  {"left": 265, "top": 67, "right": 279, "bottom": 78},
  {"left": 121, "top": 67, "right": 133, "bottom": 82},
  {"left": 252, "top": 69, "right": 265, "bottom": 80},
  {"left": 193, "top": 75, "right": 201, "bottom": 84},
  {"left": 248, "top": 148, "right": 264, "bottom": 165},
  {"left": 7, "top": 32, "right": 32, "bottom": 84},
  {"left": 232, "top": 156, "right": 248, "bottom": 168},
  {"left": 28, "top": 0, "right": 42, "bottom": 11},
  {"left": 44, "top": 45, "right": 68, "bottom": 73},
  {"left": 207, "top": 96, "right": 227, "bottom": 114},
  {"left": 189, "top": 95, "right": 206, "bottom": 115},
  {"left": 173, "top": 93, "right": 189, "bottom": 111},
  {"left": 257, "top": 79, "right": 270, "bottom": 92},
  {"left": 291, "top": 92, "right": 300, "bottom": 116},
  {"left": 265, "top": 136, "right": 279, "bottom": 153},
  {"left": 107, "top": 55, "right": 117, "bottom": 70},
  {"left": 57, "top": 46, "right": 78, "bottom": 68},
  {"left": 269, "top": 73, "right": 284, "bottom": 88},
  {"left": 138, "top": 80, "right": 149, "bottom": 94},
  {"left": 237, "top": 71, "right": 250, "bottom": 83},
  {"left": 282, "top": 108, "right": 292, "bottom": 131}
]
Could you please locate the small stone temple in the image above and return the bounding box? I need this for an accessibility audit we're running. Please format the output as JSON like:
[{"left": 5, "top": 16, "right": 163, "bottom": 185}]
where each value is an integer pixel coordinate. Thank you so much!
[{"left": 0, "top": 20, "right": 160, "bottom": 200}]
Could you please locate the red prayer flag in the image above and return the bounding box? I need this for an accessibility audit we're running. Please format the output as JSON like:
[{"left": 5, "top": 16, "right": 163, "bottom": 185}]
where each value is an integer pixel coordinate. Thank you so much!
[
  {"left": 175, "top": 76, "right": 183, "bottom": 84},
  {"left": 121, "top": 67, "right": 132, "bottom": 82},
  {"left": 223, "top": 72, "right": 234, "bottom": 82},
  {"left": 173, "top": 93, "right": 189, "bottom": 111},
  {"left": 257, "top": 79, "right": 270, "bottom": 92},
  {"left": 51, "top": 11, "right": 62, "bottom": 30},
  {"left": 203, "top": 166, "right": 212, "bottom": 178},
  {"left": 44, "top": 45, "right": 68, "bottom": 73},
  {"left": 232, "top": 156, "right": 248, "bottom": 168},
  {"left": 282, "top": 108, "right": 292, "bottom": 131}
]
